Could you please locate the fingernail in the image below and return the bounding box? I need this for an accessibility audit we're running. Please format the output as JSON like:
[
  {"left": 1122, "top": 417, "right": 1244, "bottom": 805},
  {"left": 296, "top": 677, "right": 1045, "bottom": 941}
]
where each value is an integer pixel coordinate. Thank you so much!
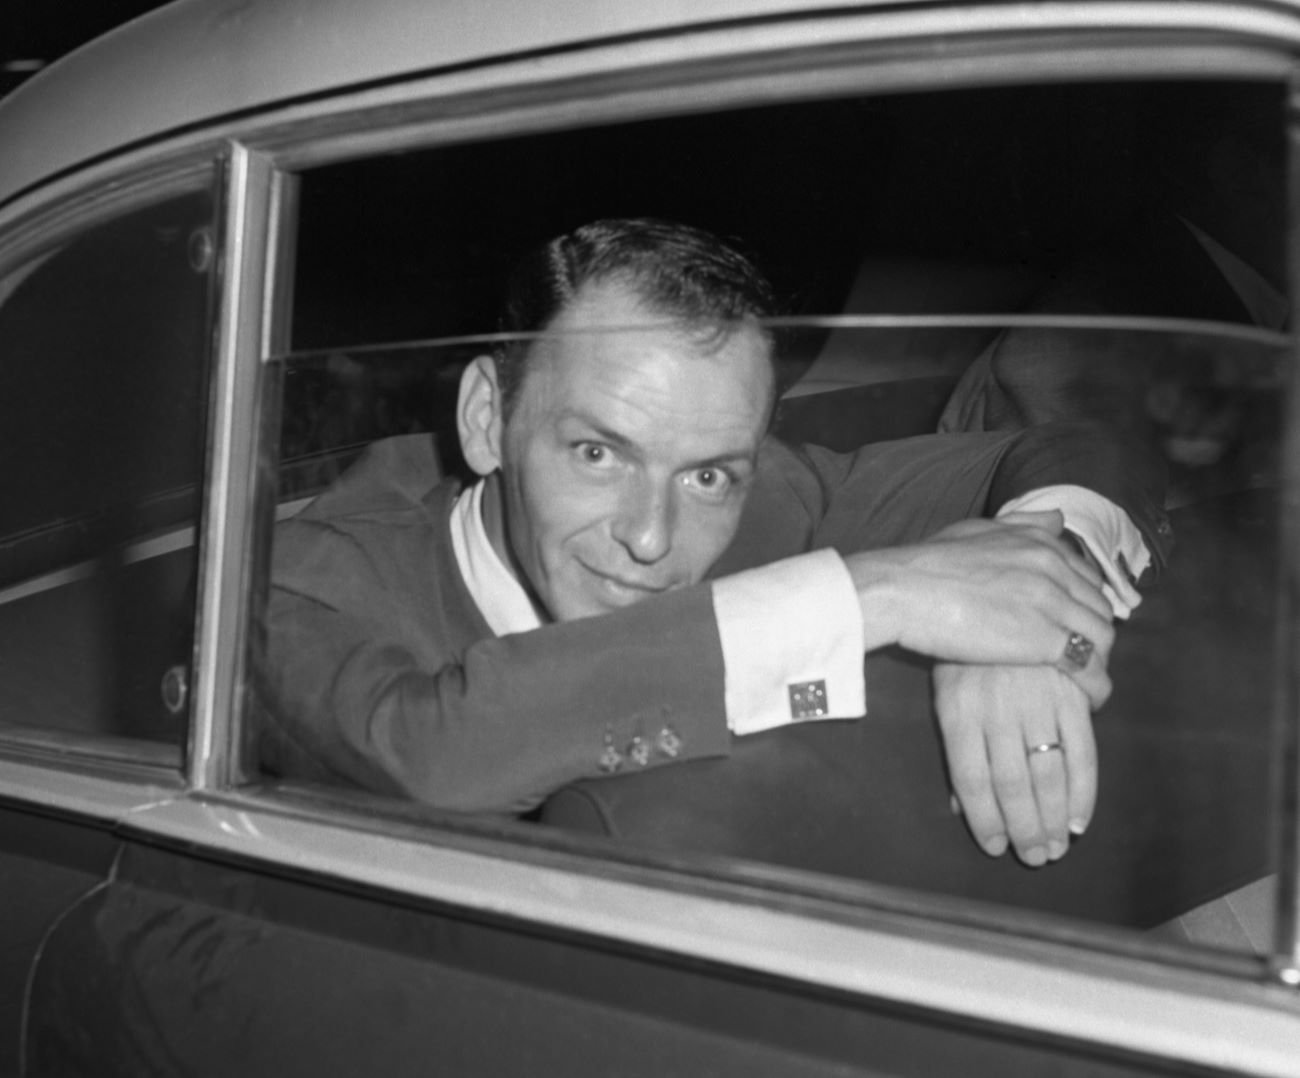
[
  {"left": 1069, "top": 818, "right": 1088, "bottom": 836},
  {"left": 982, "top": 835, "right": 1008, "bottom": 857},
  {"left": 949, "top": 794, "right": 962, "bottom": 816},
  {"left": 1047, "top": 839, "right": 1067, "bottom": 861},
  {"left": 1023, "top": 845, "right": 1048, "bottom": 867}
]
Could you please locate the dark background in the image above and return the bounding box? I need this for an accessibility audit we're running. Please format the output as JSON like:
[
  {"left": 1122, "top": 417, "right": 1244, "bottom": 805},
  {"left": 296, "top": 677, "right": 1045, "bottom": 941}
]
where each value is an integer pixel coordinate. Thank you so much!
[
  {"left": 290, "top": 81, "right": 1284, "bottom": 349},
  {"left": 2, "top": 0, "right": 173, "bottom": 97}
]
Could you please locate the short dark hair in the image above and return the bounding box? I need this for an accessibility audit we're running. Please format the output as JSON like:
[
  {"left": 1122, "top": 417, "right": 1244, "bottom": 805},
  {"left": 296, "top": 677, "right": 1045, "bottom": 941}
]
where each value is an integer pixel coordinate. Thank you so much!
[{"left": 493, "top": 218, "right": 777, "bottom": 417}]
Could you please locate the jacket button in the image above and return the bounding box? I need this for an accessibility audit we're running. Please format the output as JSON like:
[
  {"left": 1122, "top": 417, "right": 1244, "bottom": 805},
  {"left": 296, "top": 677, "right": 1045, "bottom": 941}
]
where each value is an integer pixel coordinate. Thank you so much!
[
  {"left": 627, "top": 736, "right": 651, "bottom": 767},
  {"left": 656, "top": 726, "right": 683, "bottom": 758}
]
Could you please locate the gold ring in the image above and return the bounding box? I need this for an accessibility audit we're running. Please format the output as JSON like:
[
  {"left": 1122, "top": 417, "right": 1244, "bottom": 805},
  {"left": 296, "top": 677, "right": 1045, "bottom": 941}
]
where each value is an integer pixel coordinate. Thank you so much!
[{"left": 1028, "top": 742, "right": 1063, "bottom": 756}]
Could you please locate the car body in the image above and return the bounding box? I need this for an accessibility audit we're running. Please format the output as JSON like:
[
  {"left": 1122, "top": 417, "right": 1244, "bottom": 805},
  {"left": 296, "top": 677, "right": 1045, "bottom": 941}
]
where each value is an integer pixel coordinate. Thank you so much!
[{"left": 1, "top": 0, "right": 1298, "bottom": 1074}]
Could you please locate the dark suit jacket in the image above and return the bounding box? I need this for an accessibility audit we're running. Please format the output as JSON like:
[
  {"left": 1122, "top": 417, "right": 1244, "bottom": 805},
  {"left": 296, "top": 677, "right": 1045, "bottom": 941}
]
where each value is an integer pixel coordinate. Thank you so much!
[{"left": 261, "top": 425, "right": 1168, "bottom": 814}]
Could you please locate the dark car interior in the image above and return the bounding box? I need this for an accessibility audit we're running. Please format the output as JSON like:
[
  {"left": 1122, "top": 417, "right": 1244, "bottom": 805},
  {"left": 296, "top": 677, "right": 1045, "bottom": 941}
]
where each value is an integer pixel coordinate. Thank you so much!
[{"left": 283, "top": 77, "right": 1284, "bottom": 491}]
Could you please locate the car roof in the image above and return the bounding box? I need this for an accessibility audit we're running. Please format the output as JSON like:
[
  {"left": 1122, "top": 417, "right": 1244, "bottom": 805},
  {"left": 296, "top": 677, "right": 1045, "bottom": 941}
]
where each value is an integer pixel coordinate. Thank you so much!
[
  {"left": 0, "top": 0, "right": 876, "bottom": 208},
  {"left": 3, "top": 0, "right": 1298, "bottom": 210}
]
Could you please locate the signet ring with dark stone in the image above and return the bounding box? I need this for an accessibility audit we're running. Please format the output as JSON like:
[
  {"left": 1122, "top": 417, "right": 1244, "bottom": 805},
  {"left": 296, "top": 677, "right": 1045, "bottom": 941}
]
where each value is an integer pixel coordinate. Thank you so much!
[{"left": 1062, "top": 632, "right": 1094, "bottom": 670}]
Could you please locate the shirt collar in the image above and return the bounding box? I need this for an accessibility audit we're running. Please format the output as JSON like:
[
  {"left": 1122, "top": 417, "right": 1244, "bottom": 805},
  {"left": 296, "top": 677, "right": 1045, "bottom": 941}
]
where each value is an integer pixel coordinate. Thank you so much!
[{"left": 449, "top": 477, "right": 543, "bottom": 637}]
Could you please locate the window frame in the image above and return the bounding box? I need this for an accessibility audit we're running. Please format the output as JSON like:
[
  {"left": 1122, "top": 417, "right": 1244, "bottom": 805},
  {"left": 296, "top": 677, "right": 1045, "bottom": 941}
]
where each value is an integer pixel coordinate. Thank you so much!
[
  {"left": 0, "top": 157, "right": 222, "bottom": 781},
  {"left": 224, "top": 5, "right": 1300, "bottom": 983}
]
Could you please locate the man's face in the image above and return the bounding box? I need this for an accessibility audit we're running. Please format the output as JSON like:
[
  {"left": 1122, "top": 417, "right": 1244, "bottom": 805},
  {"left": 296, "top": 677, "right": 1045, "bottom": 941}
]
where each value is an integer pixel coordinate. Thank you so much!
[{"left": 494, "top": 277, "right": 773, "bottom": 622}]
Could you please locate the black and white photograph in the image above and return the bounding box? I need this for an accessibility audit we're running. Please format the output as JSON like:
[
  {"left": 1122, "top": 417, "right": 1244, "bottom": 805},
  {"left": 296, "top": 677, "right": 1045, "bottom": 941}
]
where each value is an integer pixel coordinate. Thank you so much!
[{"left": 0, "top": 1, "right": 1296, "bottom": 1074}]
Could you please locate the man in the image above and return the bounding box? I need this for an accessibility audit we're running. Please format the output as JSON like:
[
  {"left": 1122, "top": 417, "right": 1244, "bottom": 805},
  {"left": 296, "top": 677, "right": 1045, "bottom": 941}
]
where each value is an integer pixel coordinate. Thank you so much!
[{"left": 262, "top": 219, "right": 1168, "bottom": 870}]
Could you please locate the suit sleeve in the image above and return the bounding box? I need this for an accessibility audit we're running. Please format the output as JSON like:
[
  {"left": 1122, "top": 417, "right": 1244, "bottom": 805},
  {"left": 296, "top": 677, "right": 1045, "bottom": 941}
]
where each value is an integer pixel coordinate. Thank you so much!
[
  {"left": 260, "top": 518, "right": 731, "bottom": 816},
  {"left": 714, "top": 424, "right": 1171, "bottom": 576}
]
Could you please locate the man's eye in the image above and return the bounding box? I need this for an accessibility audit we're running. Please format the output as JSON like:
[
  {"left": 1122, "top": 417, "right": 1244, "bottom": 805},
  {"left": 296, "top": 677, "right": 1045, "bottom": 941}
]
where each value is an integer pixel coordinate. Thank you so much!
[
  {"left": 576, "top": 442, "right": 612, "bottom": 466},
  {"left": 686, "top": 467, "right": 732, "bottom": 496}
]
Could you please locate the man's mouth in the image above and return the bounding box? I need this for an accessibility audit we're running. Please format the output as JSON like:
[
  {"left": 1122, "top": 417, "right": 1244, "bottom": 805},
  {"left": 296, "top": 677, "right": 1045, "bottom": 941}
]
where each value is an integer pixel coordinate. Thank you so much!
[{"left": 581, "top": 563, "right": 671, "bottom": 605}]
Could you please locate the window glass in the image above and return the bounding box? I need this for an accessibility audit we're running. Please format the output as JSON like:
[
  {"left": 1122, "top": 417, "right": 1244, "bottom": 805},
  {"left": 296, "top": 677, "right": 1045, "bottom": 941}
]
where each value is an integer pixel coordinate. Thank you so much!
[
  {"left": 255, "top": 79, "right": 1288, "bottom": 958},
  {"left": 0, "top": 187, "right": 216, "bottom": 752}
]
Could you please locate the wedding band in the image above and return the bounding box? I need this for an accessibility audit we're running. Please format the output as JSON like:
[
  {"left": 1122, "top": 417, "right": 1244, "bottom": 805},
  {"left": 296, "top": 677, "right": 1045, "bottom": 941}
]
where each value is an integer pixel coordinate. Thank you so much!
[
  {"left": 1028, "top": 742, "right": 1063, "bottom": 756},
  {"left": 1062, "top": 631, "right": 1094, "bottom": 669}
]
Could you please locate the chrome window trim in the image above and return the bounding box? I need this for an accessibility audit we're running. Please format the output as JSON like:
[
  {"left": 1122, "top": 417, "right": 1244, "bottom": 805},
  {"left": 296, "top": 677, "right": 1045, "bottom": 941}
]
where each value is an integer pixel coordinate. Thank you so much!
[
  {"left": 216, "top": 32, "right": 1296, "bottom": 186},
  {"left": 242, "top": 37, "right": 1292, "bottom": 178},
  {"left": 0, "top": 757, "right": 184, "bottom": 820},
  {"left": 1280, "top": 77, "right": 1300, "bottom": 982},
  {"left": 215, "top": 778, "right": 1277, "bottom": 985},
  {"left": 188, "top": 142, "right": 275, "bottom": 793},
  {"left": 0, "top": 730, "right": 183, "bottom": 780},
  {"left": 107, "top": 790, "right": 1300, "bottom": 1076}
]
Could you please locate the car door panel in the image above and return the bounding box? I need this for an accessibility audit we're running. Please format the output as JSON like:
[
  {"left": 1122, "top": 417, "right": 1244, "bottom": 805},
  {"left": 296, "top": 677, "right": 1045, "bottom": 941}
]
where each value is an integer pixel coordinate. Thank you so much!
[
  {"left": 23, "top": 837, "right": 1192, "bottom": 1078},
  {"left": 0, "top": 802, "right": 119, "bottom": 1078}
]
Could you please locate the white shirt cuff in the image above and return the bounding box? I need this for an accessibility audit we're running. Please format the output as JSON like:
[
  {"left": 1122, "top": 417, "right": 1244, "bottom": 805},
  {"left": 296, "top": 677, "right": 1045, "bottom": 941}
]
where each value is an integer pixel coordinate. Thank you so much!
[
  {"left": 711, "top": 549, "right": 865, "bottom": 736},
  {"left": 997, "top": 485, "right": 1150, "bottom": 619}
]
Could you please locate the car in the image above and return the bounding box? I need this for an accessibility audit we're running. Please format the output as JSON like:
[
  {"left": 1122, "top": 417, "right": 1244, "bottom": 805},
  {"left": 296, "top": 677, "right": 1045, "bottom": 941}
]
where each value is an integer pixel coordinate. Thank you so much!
[{"left": 1, "top": 0, "right": 1297, "bottom": 1073}]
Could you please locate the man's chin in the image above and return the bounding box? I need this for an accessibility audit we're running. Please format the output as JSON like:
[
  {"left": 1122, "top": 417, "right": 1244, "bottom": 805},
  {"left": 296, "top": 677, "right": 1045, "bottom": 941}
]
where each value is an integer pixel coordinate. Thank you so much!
[{"left": 556, "top": 594, "right": 645, "bottom": 622}]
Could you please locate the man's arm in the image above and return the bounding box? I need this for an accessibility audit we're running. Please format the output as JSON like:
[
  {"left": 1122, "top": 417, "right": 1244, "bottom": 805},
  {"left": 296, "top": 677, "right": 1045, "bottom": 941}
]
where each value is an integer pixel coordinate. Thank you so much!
[
  {"left": 934, "top": 663, "right": 1095, "bottom": 866},
  {"left": 262, "top": 424, "right": 1157, "bottom": 819},
  {"left": 261, "top": 517, "right": 733, "bottom": 815},
  {"left": 264, "top": 506, "right": 1097, "bottom": 817},
  {"left": 719, "top": 422, "right": 1161, "bottom": 717},
  {"left": 844, "top": 509, "right": 1115, "bottom": 697},
  {"left": 840, "top": 424, "right": 1164, "bottom": 868},
  {"left": 715, "top": 423, "right": 1170, "bottom": 577},
  {"left": 934, "top": 509, "right": 1120, "bottom": 866},
  {"left": 723, "top": 424, "right": 1166, "bottom": 867}
]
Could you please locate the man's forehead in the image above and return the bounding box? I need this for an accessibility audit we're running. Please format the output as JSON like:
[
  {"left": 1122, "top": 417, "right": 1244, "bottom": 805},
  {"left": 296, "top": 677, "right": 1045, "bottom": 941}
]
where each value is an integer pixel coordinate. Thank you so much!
[
  {"left": 528, "top": 277, "right": 774, "bottom": 388},
  {"left": 501, "top": 286, "right": 772, "bottom": 465}
]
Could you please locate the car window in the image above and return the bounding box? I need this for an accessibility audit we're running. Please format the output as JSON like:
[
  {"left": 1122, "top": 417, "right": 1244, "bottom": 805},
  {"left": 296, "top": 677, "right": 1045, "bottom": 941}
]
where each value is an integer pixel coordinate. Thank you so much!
[
  {"left": 0, "top": 187, "right": 216, "bottom": 756},
  {"left": 250, "top": 78, "right": 1289, "bottom": 961}
]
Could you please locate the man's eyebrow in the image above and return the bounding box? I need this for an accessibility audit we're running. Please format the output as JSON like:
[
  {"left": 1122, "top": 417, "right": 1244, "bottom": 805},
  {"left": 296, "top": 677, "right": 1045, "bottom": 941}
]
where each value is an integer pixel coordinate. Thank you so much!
[
  {"left": 582, "top": 420, "right": 634, "bottom": 449},
  {"left": 562, "top": 416, "right": 638, "bottom": 454},
  {"left": 693, "top": 448, "right": 759, "bottom": 472}
]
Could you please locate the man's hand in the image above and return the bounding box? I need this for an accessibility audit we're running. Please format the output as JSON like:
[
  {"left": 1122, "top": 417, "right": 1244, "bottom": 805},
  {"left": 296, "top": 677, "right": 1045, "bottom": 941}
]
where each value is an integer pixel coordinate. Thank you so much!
[
  {"left": 845, "top": 509, "right": 1115, "bottom": 707},
  {"left": 934, "top": 663, "right": 1097, "bottom": 866}
]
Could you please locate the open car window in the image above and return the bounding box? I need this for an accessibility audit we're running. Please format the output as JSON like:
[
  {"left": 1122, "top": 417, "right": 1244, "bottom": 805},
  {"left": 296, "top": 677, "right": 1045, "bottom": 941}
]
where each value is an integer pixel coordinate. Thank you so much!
[{"left": 247, "top": 77, "right": 1291, "bottom": 964}]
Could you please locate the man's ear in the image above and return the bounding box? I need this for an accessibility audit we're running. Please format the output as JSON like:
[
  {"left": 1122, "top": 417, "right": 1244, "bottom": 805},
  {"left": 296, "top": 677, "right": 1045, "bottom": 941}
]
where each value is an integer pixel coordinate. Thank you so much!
[{"left": 457, "top": 354, "right": 505, "bottom": 477}]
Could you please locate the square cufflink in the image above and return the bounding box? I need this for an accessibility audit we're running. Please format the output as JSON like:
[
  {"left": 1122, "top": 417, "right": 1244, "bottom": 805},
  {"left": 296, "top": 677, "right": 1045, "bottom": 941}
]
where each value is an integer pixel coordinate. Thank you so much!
[{"left": 788, "top": 679, "right": 828, "bottom": 720}]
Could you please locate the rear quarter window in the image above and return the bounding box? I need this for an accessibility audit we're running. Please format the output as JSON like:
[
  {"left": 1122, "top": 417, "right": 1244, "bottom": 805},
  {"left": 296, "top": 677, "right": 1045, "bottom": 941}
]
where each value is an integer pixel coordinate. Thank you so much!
[{"left": 0, "top": 188, "right": 215, "bottom": 751}]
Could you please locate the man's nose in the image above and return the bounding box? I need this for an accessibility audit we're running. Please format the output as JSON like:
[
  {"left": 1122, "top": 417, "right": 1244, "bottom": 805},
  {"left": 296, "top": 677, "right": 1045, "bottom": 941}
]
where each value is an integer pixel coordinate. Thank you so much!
[{"left": 611, "top": 478, "right": 676, "bottom": 564}]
